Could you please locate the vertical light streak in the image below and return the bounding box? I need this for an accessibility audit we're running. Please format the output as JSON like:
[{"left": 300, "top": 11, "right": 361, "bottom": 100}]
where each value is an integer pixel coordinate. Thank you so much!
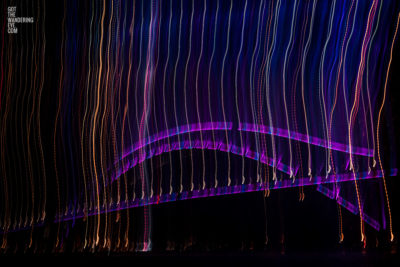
[
  {"left": 80, "top": 0, "right": 95, "bottom": 248},
  {"left": 108, "top": 0, "right": 120, "bottom": 211},
  {"left": 319, "top": 0, "right": 336, "bottom": 178},
  {"left": 328, "top": 0, "right": 354, "bottom": 193},
  {"left": 328, "top": 0, "right": 355, "bottom": 242},
  {"left": 183, "top": 0, "right": 195, "bottom": 192},
  {"left": 22, "top": 0, "right": 31, "bottom": 228},
  {"left": 37, "top": 0, "right": 47, "bottom": 223},
  {"left": 115, "top": 0, "right": 128, "bottom": 228},
  {"left": 257, "top": 0, "right": 274, "bottom": 192},
  {"left": 348, "top": 0, "right": 378, "bottom": 243},
  {"left": 99, "top": 0, "right": 114, "bottom": 247},
  {"left": 234, "top": 0, "right": 247, "bottom": 185},
  {"left": 172, "top": 0, "right": 184, "bottom": 192},
  {"left": 291, "top": 0, "right": 310, "bottom": 199},
  {"left": 53, "top": 0, "right": 67, "bottom": 246},
  {"left": 282, "top": 0, "right": 298, "bottom": 180},
  {"left": 27, "top": 0, "right": 37, "bottom": 230},
  {"left": 265, "top": 0, "right": 281, "bottom": 182},
  {"left": 342, "top": 0, "right": 359, "bottom": 170},
  {"left": 121, "top": 0, "right": 136, "bottom": 249},
  {"left": 138, "top": 0, "right": 157, "bottom": 251},
  {"left": 91, "top": 0, "right": 106, "bottom": 246},
  {"left": 208, "top": 0, "right": 219, "bottom": 189},
  {"left": 195, "top": 0, "right": 207, "bottom": 190},
  {"left": 220, "top": 0, "right": 233, "bottom": 186},
  {"left": 162, "top": 0, "right": 173, "bottom": 195},
  {"left": 16, "top": 21, "right": 25, "bottom": 230},
  {"left": 365, "top": 0, "right": 384, "bottom": 170},
  {"left": 338, "top": 201, "right": 344, "bottom": 243},
  {"left": 376, "top": 11, "right": 400, "bottom": 242},
  {"left": 134, "top": 2, "right": 145, "bottom": 201},
  {"left": 348, "top": 0, "right": 378, "bottom": 169},
  {"left": 26, "top": 0, "right": 41, "bottom": 246},
  {"left": 301, "top": 0, "right": 317, "bottom": 179},
  {"left": 249, "top": 0, "right": 264, "bottom": 185},
  {"left": 106, "top": 0, "right": 120, "bottom": 249},
  {"left": 360, "top": 90, "right": 371, "bottom": 172},
  {"left": 150, "top": 1, "right": 163, "bottom": 199}
]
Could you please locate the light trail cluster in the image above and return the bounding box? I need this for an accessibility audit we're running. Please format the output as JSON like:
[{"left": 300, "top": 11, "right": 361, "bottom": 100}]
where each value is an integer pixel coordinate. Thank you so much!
[{"left": 0, "top": 0, "right": 399, "bottom": 252}]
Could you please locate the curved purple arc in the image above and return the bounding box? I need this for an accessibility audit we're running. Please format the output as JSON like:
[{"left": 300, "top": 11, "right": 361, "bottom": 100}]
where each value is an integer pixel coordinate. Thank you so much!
[
  {"left": 239, "top": 123, "right": 374, "bottom": 157},
  {"left": 116, "top": 121, "right": 233, "bottom": 164},
  {"left": 110, "top": 135, "right": 295, "bottom": 183}
]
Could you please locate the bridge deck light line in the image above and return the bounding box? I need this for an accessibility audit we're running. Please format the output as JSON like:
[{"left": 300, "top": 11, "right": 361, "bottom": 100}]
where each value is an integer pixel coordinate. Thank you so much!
[
  {"left": 57, "top": 168, "right": 397, "bottom": 231},
  {"left": 5, "top": 168, "right": 393, "bottom": 234}
]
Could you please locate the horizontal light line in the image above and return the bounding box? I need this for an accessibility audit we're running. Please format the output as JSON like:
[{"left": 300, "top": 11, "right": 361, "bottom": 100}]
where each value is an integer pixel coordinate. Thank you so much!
[{"left": 58, "top": 168, "right": 396, "bottom": 223}]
